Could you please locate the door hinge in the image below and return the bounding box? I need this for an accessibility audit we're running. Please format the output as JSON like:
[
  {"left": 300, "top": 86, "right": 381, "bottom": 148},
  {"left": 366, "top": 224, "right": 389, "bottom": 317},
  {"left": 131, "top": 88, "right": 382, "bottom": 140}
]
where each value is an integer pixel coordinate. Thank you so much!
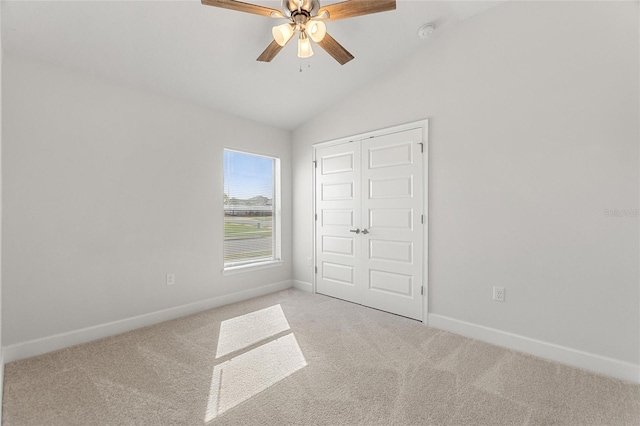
[
  {"left": 418, "top": 142, "right": 424, "bottom": 153},
  {"left": 313, "top": 160, "right": 317, "bottom": 168},
  {"left": 421, "top": 214, "right": 424, "bottom": 224},
  {"left": 421, "top": 286, "right": 424, "bottom": 296},
  {"left": 315, "top": 266, "right": 318, "bottom": 274},
  {"left": 315, "top": 213, "right": 318, "bottom": 221}
]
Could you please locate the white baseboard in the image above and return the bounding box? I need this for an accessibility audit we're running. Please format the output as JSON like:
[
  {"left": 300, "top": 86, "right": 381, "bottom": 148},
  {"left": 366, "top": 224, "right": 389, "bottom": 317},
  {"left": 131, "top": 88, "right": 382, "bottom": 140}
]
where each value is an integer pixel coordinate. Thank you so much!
[
  {"left": 3, "top": 280, "right": 293, "bottom": 363},
  {"left": 428, "top": 313, "right": 640, "bottom": 384},
  {"left": 292, "top": 280, "right": 313, "bottom": 293}
]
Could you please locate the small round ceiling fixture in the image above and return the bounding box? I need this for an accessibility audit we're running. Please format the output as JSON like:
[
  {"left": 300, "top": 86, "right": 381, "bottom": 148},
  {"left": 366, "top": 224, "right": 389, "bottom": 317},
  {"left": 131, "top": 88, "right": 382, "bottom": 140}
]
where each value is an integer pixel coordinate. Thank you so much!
[{"left": 418, "top": 23, "right": 436, "bottom": 39}]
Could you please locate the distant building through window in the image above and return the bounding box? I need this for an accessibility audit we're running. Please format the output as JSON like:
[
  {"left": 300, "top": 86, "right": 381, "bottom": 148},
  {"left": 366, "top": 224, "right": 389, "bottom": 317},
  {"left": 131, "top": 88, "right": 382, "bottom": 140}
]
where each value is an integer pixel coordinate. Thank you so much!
[{"left": 223, "top": 149, "right": 280, "bottom": 268}]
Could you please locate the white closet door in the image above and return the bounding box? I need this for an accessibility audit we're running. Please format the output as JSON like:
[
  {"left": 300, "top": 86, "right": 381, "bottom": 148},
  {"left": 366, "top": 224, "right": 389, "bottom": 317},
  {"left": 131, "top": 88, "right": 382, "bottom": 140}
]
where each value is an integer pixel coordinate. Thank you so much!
[
  {"left": 315, "top": 142, "right": 362, "bottom": 304},
  {"left": 361, "top": 129, "right": 424, "bottom": 320},
  {"left": 315, "top": 127, "right": 424, "bottom": 320}
]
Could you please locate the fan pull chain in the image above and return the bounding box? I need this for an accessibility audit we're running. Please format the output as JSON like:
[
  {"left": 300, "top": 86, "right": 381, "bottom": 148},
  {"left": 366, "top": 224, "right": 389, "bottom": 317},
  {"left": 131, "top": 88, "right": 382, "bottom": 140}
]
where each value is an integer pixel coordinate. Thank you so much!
[{"left": 299, "top": 61, "right": 311, "bottom": 73}]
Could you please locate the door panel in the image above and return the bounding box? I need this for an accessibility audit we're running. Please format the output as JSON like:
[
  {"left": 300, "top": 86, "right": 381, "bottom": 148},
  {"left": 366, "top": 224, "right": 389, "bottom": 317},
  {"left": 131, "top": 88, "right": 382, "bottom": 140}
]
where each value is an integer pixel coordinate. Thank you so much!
[
  {"left": 369, "top": 176, "right": 413, "bottom": 199},
  {"left": 315, "top": 128, "right": 424, "bottom": 320},
  {"left": 315, "top": 142, "right": 361, "bottom": 303},
  {"left": 369, "top": 269, "right": 413, "bottom": 296},
  {"left": 369, "top": 209, "right": 413, "bottom": 230},
  {"left": 369, "top": 239, "right": 413, "bottom": 263},
  {"left": 368, "top": 141, "right": 414, "bottom": 169},
  {"left": 361, "top": 128, "right": 423, "bottom": 320},
  {"left": 322, "top": 235, "right": 354, "bottom": 256},
  {"left": 322, "top": 262, "right": 355, "bottom": 286},
  {"left": 321, "top": 152, "right": 355, "bottom": 174},
  {"left": 322, "top": 182, "right": 355, "bottom": 201},
  {"left": 321, "top": 209, "right": 353, "bottom": 227}
]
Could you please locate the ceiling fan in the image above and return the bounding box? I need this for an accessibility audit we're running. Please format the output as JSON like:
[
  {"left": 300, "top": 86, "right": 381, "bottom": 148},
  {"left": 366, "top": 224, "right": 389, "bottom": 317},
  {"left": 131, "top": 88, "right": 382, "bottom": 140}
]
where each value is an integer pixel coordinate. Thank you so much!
[{"left": 201, "top": 0, "right": 396, "bottom": 65}]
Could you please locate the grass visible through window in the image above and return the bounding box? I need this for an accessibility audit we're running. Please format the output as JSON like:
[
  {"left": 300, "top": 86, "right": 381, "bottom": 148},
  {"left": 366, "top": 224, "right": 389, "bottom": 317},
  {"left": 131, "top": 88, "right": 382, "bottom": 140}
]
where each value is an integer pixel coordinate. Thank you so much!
[
  {"left": 224, "top": 216, "right": 273, "bottom": 263},
  {"left": 224, "top": 220, "right": 272, "bottom": 239}
]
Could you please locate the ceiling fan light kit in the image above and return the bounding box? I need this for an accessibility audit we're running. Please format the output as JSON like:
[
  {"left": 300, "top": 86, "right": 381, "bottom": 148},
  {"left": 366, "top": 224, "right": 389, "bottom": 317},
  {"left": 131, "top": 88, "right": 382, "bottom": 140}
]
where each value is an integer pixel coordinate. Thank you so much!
[
  {"left": 201, "top": 0, "right": 397, "bottom": 65},
  {"left": 298, "top": 32, "right": 314, "bottom": 58},
  {"left": 273, "top": 23, "right": 295, "bottom": 46},
  {"left": 307, "top": 20, "right": 327, "bottom": 44}
]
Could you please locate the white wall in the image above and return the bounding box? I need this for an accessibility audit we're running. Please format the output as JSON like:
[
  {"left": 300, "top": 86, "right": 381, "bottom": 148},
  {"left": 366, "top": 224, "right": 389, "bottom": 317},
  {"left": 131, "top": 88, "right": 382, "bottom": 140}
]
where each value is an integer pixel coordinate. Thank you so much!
[
  {"left": 2, "top": 54, "right": 292, "bottom": 350},
  {"left": 293, "top": 0, "right": 639, "bottom": 368},
  {"left": 0, "top": 1, "right": 4, "bottom": 419}
]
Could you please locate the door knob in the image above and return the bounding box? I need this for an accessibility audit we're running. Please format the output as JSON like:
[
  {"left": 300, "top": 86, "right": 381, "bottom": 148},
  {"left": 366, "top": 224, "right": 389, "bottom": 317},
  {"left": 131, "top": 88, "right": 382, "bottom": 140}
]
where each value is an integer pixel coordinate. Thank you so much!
[
  {"left": 362, "top": 229, "right": 369, "bottom": 234},
  {"left": 349, "top": 228, "right": 361, "bottom": 234}
]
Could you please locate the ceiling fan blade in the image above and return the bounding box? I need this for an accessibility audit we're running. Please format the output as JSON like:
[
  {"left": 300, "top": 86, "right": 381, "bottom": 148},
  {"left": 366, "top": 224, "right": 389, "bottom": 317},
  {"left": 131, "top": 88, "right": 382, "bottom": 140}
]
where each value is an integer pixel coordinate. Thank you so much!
[
  {"left": 201, "top": 0, "right": 283, "bottom": 18},
  {"left": 257, "top": 40, "right": 285, "bottom": 62},
  {"left": 317, "top": 33, "right": 354, "bottom": 65},
  {"left": 318, "top": 0, "right": 396, "bottom": 21}
]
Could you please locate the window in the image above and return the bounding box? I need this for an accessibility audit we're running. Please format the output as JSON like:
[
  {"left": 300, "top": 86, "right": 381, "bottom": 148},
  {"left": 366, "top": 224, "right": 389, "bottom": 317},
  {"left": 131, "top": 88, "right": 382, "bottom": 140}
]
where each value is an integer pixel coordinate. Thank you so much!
[{"left": 223, "top": 149, "right": 281, "bottom": 270}]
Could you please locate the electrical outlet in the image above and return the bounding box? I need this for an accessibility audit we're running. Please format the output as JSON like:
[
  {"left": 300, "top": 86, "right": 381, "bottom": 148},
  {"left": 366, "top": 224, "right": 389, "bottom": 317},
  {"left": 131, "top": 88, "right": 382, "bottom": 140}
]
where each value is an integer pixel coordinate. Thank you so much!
[
  {"left": 493, "top": 286, "right": 505, "bottom": 302},
  {"left": 166, "top": 273, "right": 176, "bottom": 286}
]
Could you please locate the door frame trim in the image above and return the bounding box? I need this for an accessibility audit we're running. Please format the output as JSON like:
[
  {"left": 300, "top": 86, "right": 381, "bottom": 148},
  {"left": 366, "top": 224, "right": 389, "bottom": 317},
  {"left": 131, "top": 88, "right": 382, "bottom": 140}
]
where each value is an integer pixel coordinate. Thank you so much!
[{"left": 312, "top": 119, "right": 429, "bottom": 324}]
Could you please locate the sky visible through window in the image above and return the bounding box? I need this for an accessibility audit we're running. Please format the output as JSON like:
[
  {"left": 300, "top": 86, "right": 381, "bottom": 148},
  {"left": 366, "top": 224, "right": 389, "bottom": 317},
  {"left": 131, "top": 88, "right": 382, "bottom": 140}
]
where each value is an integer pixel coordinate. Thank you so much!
[{"left": 224, "top": 150, "right": 274, "bottom": 200}]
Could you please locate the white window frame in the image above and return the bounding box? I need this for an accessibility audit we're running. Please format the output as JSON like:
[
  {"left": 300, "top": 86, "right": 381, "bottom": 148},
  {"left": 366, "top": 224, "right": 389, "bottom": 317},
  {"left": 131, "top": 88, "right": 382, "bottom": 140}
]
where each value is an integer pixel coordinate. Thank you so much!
[{"left": 222, "top": 149, "right": 282, "bottom": 275}]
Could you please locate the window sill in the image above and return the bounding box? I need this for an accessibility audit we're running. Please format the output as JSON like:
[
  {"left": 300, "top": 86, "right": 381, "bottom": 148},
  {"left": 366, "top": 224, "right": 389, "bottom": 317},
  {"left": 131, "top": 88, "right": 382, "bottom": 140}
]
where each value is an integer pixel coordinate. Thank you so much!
[{"left": 223, "top": 260, "right": 283, "bottom": 276}]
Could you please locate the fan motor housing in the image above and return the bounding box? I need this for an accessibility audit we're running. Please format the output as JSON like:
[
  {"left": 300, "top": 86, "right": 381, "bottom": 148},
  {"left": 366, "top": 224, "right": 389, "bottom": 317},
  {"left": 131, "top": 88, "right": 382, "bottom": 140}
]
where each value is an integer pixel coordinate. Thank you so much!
[{"left": 282, "top": 0, "right": 320, "bottom": 18}]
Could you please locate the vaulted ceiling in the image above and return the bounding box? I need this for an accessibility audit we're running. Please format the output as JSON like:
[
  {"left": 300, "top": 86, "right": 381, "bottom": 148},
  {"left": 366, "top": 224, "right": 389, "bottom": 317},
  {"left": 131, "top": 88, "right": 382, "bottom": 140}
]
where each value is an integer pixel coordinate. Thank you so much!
[{"left": 2, "top": 1, "right": 505, "bottom": 130}]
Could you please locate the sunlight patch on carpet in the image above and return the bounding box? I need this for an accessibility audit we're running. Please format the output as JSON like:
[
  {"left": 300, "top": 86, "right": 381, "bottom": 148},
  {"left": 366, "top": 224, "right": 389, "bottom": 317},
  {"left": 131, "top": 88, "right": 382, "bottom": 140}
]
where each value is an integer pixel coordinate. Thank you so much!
[
  {"left": 215, "top": 304, "right": 291, "bottom": 358},
  {"left": 205, "top": 333, "right": 307, "bottom": 421}
]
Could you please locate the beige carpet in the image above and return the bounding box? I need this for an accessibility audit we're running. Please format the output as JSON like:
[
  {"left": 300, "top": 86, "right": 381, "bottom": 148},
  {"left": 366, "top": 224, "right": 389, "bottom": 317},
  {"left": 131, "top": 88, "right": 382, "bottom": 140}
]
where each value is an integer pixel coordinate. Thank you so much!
[{"left": 3, "top": 289, "right": 639, "bottom": 425}]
